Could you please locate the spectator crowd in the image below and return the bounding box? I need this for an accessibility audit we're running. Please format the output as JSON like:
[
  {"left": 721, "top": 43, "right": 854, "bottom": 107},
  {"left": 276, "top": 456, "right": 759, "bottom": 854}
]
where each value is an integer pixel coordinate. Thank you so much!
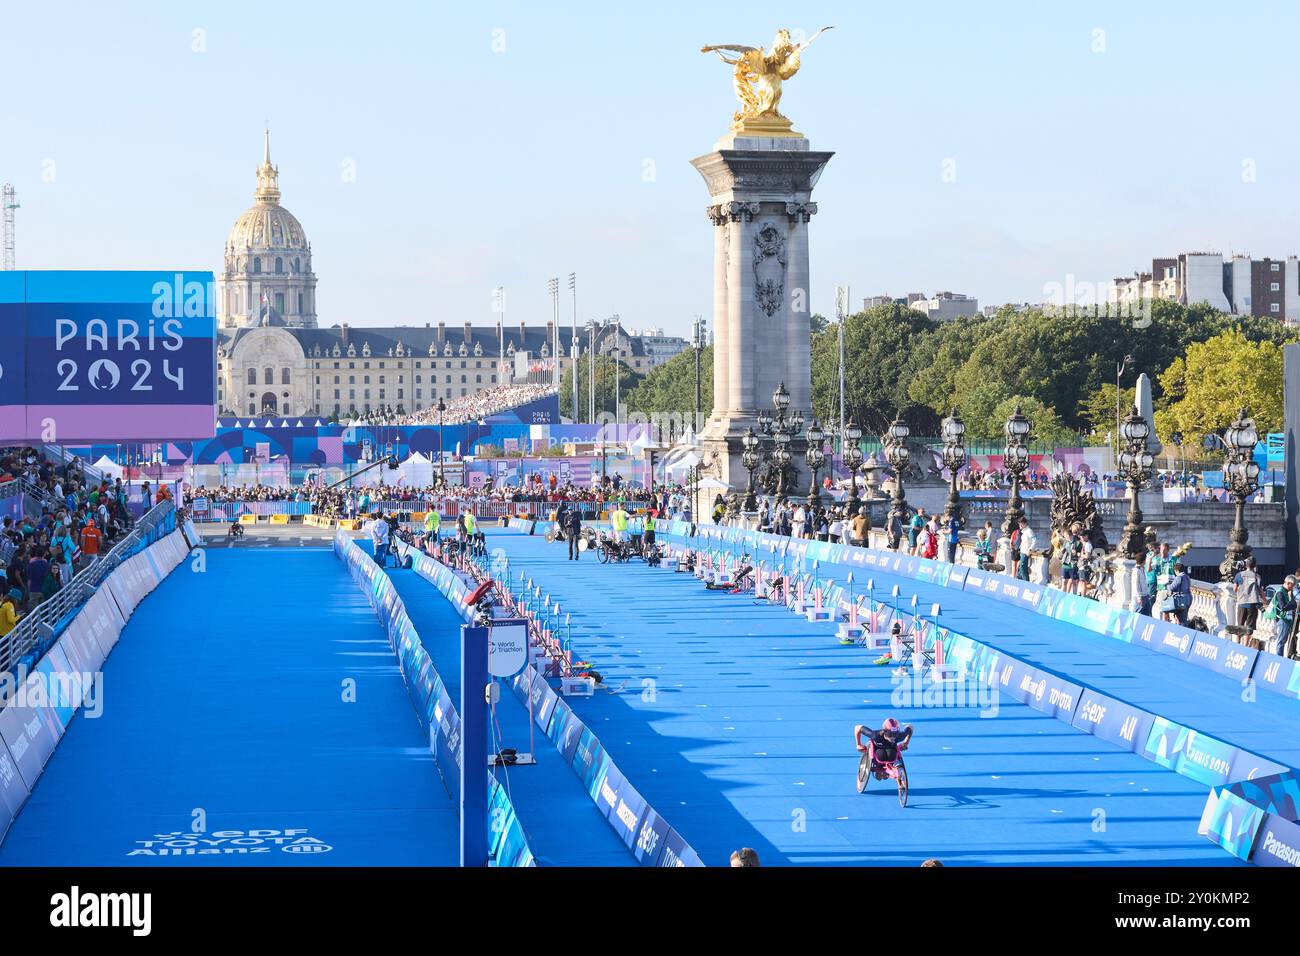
[
  {"left": 0, "top": 447, "right": 142, "bottom": 639},
  {"left": 349, "top": 383, "right": 557, "bottom": 427}
]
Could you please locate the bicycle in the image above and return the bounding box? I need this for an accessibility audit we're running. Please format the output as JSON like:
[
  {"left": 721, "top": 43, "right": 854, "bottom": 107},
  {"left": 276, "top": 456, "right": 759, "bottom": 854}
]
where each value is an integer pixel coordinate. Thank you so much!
[
  {"left": 596, "top": 531, "right": 633, "bottom": 564},
  {"left": 856, "top": 740, "right": 909, "bottom": 808}
]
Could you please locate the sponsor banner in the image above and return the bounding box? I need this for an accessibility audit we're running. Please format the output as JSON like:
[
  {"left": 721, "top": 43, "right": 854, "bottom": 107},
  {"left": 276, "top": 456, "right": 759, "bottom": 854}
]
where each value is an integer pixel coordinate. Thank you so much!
[
  {"left": 1132, "top": 619, "right": 1194, "bottom": 661},
  {"left": 486, "top": 777, "right": 533, "bottom": 867},
  {"left": 527, "top": 671, "right": 559, "bottom": 730},
  {"left": 0, "top": 735, "right": 30, "bottom": 845},
  {"left": 1185, "top": 632, "right": 1256, "bottom": 682},
  {"left": 548, "top": 698, "right": 583, "bottom": 764},
  {"left": 0, "top": 695, "right": 58, "bottom": 789},
  {"left": 631, "top": 805, "right": 674, "bottom": 867},
  {"left": 573, "top": 727, "right": 609, "bottom": 800},
  {"left": 1144, "top": 718, "right": 1237, "bottom": 787},
  {"left": 1251, "top": 815, "right": 1300, "bottom": 868},
  {"left": 994, "top": 656, "right": 1081, "bottom": 719},
  {"left": 1251, "top": 652, "right": 1300, "bottom": 700},
  {"left": 605, "top": 773, "right": 650, "bottom": 850},
  {"left": 1070, "top": 689, "right": 1154, "bottom": 754},
  {"left": 1225, "top": 770, "right": 1300, "bottom": 821},
  {"left": 657, "top": 825, "right": 706, "bottom": 867},
  {"left": 943, "top": 564, "right": 969, "bottom": 591},
  {"left": 32, "top": 647, "right": 76, "bottom": 732},
  {"left": 1227, "top": 750, "right": 1293, "bottom": 787},
  {"left": 2, "top": 270, "right": 217, "bottom": 441},
  {"left": 1199, "top": 788, "right": 1266, "bottom": 862}
]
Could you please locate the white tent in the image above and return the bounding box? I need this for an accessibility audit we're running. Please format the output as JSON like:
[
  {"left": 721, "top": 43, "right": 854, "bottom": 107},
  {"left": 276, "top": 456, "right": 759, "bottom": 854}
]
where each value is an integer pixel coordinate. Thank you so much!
[
  {"left": 665, "top": 451, "right": 702, "bottom": 477},
  {"left": 397, "top": 451, "right": 434, "bottom": 488},
  {"left": 696, "top": 476, "right": 729, "bottom": 491},
  {"left": 92, "top": 455, "right": 124, "bottom": 479}
]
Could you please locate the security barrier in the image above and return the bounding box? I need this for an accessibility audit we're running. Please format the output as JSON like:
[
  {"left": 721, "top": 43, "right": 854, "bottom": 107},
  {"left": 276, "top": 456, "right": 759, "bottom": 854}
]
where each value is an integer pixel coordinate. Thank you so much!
[
  {"left": 394, "top": 537, "right": 706, "bottom": 867},
  {"left": 332, "top": 532, "right": 534, "bottom": 867},
  {"left": 652, "top": 522, "right": 1295, "bottom": 798},
  {"left": 0, "top": 524, "right": 191, "bottom": 847}
]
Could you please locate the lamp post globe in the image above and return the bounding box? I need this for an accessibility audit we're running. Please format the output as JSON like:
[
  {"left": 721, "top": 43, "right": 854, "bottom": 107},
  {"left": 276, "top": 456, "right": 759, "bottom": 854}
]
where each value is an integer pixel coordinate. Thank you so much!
[
  {"left": 941, "top": 408, "right": 967, "bottom": 528},
  {"left": 741, "top": 426, "right": 761, "bottom": 513},
  {"left": 883, "top": 414, "right": 911, "bottom": 536},
  {"left": 1000, "top": 404, "right": 1032, "bottom": 536},
  {"left": 1218, "top": 407, "right": 1261, "bottom": 580},
  {"left": 805, "top": 419, "right": 826, "bottom": 506},
  {"left": 843, "top": 418, "right": 864, "bottom": 509},
  {"left": 1116, "top": 405, "right": 1154, "bottom": 559}
]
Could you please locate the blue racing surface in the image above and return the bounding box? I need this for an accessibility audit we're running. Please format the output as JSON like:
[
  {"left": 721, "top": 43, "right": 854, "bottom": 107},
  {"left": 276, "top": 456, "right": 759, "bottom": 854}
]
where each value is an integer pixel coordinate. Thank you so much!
[
  {"left": 378, "top": 554, "right": 635, "bottom": 866},
  {"left": 488, "top": 530, "right": 1235, "bottom": 866},
  {"left": 0, "top": 548, "right": 458, "bottom": 866},
  {"left": 791, "top": 556, "right": 1300, "bottom": 772}
]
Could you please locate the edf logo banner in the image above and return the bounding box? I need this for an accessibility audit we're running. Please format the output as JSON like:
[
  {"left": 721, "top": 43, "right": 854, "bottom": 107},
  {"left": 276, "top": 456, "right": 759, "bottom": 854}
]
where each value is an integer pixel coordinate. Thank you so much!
[{"left": 0, "top": 271, "right": 216, "bottom": 441}]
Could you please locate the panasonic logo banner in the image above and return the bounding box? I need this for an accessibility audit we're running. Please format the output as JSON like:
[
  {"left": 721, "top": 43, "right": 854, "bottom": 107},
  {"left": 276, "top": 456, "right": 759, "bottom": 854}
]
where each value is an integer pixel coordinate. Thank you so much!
[{"left": 1255, "top": 819, "right": 1300, "bottom": 867}]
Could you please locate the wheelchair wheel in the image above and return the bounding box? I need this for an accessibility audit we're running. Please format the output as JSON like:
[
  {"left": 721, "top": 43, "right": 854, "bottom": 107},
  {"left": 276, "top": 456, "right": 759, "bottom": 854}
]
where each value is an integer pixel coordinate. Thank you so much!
[
  {"left": 598, "top": 544, "right": 611, "bottom": 564},
  {"left": 896, "top": 761, "right": 909, "bottom": 808},
  {"left": 856, "top": 754, "right": 871, "bottom": 794}
]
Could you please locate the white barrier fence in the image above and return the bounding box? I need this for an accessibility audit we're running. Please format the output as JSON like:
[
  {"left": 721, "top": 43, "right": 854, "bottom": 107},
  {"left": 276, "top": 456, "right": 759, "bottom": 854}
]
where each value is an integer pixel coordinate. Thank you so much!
[{"left": 0, "top": 524, "right": 194, "bottom": 847}]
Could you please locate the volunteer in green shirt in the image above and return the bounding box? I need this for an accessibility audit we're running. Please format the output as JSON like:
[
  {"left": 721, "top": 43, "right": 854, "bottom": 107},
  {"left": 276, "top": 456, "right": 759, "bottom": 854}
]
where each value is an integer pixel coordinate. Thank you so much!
[
  {"left": 611, "top": 505, "right": 630, "bottom": 544},
  {"left": 424, "top": 509, "right": 441, "bottom": 543}
]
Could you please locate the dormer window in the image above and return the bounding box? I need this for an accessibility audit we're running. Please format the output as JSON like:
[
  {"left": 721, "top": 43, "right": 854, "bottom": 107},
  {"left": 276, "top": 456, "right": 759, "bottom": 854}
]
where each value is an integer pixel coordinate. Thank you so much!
[{"left": 473, "top": 341, "right": 483, "bottom": 356}]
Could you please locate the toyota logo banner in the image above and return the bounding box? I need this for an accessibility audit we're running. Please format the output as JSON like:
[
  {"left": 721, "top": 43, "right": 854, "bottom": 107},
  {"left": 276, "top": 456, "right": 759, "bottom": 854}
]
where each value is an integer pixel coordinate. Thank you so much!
[{"left": 0, "top": 270, "right": 216, "bottom": 441}]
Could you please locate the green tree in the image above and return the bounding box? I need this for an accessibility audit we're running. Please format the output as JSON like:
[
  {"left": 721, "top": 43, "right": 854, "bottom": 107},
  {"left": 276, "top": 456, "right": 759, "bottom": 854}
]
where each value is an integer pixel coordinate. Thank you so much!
[
  {"left": 906, "top": 315, "right": 1002, "bottom": 418},
  {"left": 989, "top": 395, "right": 1079, "bottom": 447},
  {"left": 625, "top": 344, "right": 713, "bottom": 423},
  {"left": 1078, "top": 383, "right": 1136, "bottom": 446},
  {"left": 1155, "top": 329, "right": 1286, "bottom": 444},
  {"left": 811, "top": 303, "right": 935, "bottom": 433}
]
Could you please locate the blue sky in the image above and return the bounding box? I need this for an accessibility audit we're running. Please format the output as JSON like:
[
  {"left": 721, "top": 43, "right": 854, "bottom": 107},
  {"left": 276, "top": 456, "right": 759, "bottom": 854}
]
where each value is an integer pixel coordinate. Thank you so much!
[{"left": 5, "top": 1, "right": 1300, "bottom": 337}]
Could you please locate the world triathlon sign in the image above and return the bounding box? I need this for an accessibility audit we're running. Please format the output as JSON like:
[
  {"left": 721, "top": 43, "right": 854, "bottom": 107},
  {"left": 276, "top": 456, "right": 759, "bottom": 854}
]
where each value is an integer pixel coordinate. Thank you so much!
[{"left": 0, "top": 270, "right": 217, "bottom": 441}]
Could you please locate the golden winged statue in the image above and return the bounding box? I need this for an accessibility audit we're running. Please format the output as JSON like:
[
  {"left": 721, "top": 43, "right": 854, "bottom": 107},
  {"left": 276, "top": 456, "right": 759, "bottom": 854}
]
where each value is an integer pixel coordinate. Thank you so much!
[{"left": 702, "top": 26, "right": 833, "bottom": 136}]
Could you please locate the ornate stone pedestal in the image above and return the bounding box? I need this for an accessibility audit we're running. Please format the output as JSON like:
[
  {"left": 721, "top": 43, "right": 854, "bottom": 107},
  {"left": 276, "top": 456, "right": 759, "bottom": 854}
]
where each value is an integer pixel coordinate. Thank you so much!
[{"left": 691, "top": 133, "right": 833, "bottom": 494}]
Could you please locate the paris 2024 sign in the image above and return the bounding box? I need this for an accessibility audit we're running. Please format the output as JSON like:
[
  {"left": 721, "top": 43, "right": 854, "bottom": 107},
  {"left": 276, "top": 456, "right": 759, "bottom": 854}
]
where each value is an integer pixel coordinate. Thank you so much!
[{"left": 0, "top": 271, "right": 217, "bottom": 442}]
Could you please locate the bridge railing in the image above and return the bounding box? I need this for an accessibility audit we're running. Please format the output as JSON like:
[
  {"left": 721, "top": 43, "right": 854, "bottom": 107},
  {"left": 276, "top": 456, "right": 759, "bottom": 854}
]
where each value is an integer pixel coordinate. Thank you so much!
[{"left": 0, "top": 501, "right": 177, "bottom": 679}]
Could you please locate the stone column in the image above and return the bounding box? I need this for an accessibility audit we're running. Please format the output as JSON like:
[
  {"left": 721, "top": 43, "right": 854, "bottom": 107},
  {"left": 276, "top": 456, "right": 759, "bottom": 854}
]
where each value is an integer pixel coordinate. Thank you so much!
[
  {"left": 784, "top": 203, "right": 817, "bottom": 417},
  {"left": 690, "top": 134, "right": 833, "bottom": 489},
  {"left": 707, "top": 205, "right": 730, "bottom": 430},
  {"left": 726, "top": 201, "right": 758, "bottom": 416}
]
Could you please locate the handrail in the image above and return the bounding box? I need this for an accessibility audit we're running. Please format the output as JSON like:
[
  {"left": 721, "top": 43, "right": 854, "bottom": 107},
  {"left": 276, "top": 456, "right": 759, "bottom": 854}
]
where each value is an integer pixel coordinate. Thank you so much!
[{"left": 0, "top": 500, "right": 177, "bottom": 679}]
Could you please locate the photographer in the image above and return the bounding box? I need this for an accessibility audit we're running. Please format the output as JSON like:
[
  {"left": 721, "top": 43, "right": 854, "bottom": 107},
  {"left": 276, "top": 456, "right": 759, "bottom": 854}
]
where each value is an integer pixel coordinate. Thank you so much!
[{"left": 1233, "top": 557, "right": 1263, "bottom": 633}]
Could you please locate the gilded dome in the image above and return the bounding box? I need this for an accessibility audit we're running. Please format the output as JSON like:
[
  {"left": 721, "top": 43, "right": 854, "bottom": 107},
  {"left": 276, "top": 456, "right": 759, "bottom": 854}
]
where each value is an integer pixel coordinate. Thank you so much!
[
  {"left": 227, "top": 203, "right": 307, "bottom": 252},
  {"left": 225, "top": 129, "right": 309, "bottom": 253}
]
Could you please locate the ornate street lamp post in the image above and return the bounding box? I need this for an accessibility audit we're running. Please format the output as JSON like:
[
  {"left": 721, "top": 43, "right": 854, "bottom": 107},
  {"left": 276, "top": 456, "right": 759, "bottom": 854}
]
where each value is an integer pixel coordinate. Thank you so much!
[
  {"left": 1115, "top": 405, "right": 1154, "bottom": 559},
  {"left": 882, "top": 414, "right": 911, "bottom": 536},
  {"left": 741, "top": 427, "right": 760, "bottom": 512},
  {"left": 1218, "top": 407, "right": 1261, "bottom": 580},
  {"left": 758, "top": 382, "right": 802, "bottom": 502},
  {"left": 1001, "top": 404, "right": 1032, "bottom": 535},
  {"left": 843, "top": 418, "right": 864, "bottom": 510},
  {"left": 941, "top": 408, "right": 967, "bottom": 527},
  {"left": 805, "top": 419, "right": 826, "bottom": 506}
]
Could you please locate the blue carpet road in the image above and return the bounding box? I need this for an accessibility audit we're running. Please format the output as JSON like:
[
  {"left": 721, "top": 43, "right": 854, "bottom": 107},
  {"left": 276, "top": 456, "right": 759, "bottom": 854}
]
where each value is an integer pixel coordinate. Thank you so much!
[
  {"left": 379, "top": 556, "right": 636, "bottom": 866},
  {"left": 0, "top": 548, "right": 458, "bottom": 866},
  {"left": 486, "top": 529, "right": 1236, "bottom": 867}
]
